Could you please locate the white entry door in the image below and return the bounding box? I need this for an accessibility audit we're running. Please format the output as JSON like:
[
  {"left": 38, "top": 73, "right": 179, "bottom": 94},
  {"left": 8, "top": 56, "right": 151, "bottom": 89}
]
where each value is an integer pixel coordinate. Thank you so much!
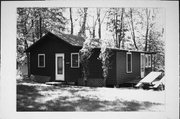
[
  {"left": 140, "top": 53, "right": 145, "bottom": 78},
  {"left": 55, "top": 53, "right": 64, "bottom": 81}
]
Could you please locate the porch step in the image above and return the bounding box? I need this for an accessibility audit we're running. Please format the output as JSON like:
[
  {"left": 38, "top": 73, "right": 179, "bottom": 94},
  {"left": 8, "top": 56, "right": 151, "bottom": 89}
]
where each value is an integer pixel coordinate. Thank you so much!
[
  {"left": 45, "top": 81, "right": 76, "bottom": 86},
  {"left": 45, "top": 82, "right": 65, "bottom": 86}
]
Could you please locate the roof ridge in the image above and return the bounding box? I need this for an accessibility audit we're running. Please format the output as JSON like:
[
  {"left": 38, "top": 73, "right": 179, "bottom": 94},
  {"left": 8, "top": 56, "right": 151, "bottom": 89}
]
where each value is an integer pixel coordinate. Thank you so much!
[{"left": 46, "top": 29, "right": 85, "bottom": 47}]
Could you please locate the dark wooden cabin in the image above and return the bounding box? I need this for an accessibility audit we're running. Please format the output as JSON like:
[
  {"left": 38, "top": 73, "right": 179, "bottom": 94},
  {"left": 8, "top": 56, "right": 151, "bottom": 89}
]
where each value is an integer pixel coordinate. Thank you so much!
[
  {"left": 25, "top": 31, "right": 156, "bottom": 87},
  {"left": 88, "top": 48, "right": 156, "bottom": 87},
  {"left": 25, "top": 31, "right": 84, "bottom": 83}
]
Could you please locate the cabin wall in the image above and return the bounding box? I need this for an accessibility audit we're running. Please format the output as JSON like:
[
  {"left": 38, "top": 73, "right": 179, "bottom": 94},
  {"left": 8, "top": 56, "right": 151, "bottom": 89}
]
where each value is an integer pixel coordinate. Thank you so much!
[
  {"left": 106, "top": 51, "right": 117, "bottom": 86},
  {"left": 29, "top": 34, "right": 81, "bottom": 82},
  {"left": 116, "top": 51, "right": 141, "bottom": 84},
  {"left": 28, "top": 32, "right": 154, "bottom": 86}
]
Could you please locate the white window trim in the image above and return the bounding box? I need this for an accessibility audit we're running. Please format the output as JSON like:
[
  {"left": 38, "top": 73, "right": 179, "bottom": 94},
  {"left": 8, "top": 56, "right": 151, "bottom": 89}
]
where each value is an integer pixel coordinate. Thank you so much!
[
  {"left": 126, "top": 52, "right": 132, "bottom": 73},
  {"left": 71, "top": 53, "right": 80, "bottom": 68},
  {"left": 148, "top": 54, "right": 151, "bottom": 67},
  {"left": 38, "top": 54, "right": 45, "bottom": 68}
]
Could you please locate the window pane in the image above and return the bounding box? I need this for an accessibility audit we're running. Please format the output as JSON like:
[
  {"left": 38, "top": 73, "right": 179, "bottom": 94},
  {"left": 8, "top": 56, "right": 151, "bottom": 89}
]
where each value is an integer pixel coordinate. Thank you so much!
[
  {"left": 57, "top": 57, "right": 63, "bottom": 74},
  {"left": 72, "top": 54, "right": 79, "bottom": 67},
  {"left": 145, "top": 55, "right": 148, "bottom": 67},
  {"left": 39, "top": 55, "right": 44, "bottom": 67},
  {"left": 148, "top": 55, "right": 151, "bottom": 67}
]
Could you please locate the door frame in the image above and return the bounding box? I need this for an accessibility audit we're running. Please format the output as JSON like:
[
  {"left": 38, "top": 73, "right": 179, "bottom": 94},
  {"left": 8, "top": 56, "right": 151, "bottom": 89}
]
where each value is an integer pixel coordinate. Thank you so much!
[
  {"left": 55, "top": 53, "right": 65, "bottom": 81},
  {"left": 140, "top": 53, "right": 145, "bottom": 78}
]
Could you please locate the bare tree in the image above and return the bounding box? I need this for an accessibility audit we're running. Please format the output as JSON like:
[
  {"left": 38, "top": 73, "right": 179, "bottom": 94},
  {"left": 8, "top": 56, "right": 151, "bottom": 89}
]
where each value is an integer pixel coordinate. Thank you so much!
[
  {"left": 18, "top": 9, "right": 34, "bottom": 77},
  {"left": 97, "top": 8, "right": 108, "bottom": 39},
  {"left": 117, "top": 8, "right": 125, "bottom": 48},
  {"left": 39, "top": 16, "right": 42, "bottom": 38},
  {"left": 89, "top": 15, "right": 97, "bottom": 38},
  {"left": 92, "top": 16, "right": 96, "bottom": 38},
  {"left": 115, "top": 9, "right": 118, "bottom": 47},
  {"left": 129, "top": 8, "right": 138, "bottom": 50},
  {"left": 112, "top": 8, "right": 121, "bottom": 48},
  {"left": 69, "top": 8, "right": 73, "bottom": 34},
  {"left": 120, "top": 8, "right": 125, "bottom": 49},
  {"left": 97, "top": 8, "right": 101, "bottom": 39},
  {"left": 87, "top": 8, "right": 107, "bottom": 39},
  {"left": 78, "top": 8, "right": 88, "bottom": 37},
  {"left": 144, "top": 8, "right": 151, "bottom": 51}
]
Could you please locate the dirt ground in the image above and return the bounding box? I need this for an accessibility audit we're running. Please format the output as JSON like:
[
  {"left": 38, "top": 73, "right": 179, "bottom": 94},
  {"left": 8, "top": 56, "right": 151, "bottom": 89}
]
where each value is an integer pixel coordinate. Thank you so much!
[{"left": 17, "top": 80, "right": 165, "bottom": 111}]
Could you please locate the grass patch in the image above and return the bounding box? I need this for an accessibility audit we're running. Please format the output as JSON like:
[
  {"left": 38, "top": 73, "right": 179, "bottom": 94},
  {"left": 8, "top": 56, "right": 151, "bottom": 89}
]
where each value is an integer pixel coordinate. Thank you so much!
[{"left": 17, "top": 80, "right": 165, "bottom": 111}]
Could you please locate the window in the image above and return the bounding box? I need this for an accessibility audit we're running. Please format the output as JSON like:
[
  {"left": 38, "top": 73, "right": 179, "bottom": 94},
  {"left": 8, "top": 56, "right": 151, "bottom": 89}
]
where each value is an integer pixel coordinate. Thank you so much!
[
  {"left": 145, "top": 55, "right": 148, "bottom": 67},
  {"left": 126, "top": 52, "right": 132, "bottom": 73},
  {"left": 145, "top": 54, "right": 151, "bottom": 68},
  {"left": 71, "top": 53, "right": 79, "bottom": 68},
  {"left": 38, "top": 54, "right": 45, "bottom": 68}
]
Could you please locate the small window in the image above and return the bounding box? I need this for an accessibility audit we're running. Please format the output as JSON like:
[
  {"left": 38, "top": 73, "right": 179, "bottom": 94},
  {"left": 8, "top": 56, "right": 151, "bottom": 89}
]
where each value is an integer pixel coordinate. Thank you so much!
[
  {"left": 126, "top": 52, "right": 132, "bottom": 73},
  {"left": 145, "top": 54, "right": 151, "bottom": 68},
  {"left": 148, "top": 54, "right": 151, "bottom": 67},
  {"left": 145, "top": 54, "right": 148, "bottom": 67},
  {"left": 71, "top": 53, "right": 79, "bottom": 68},
  {"left": 38, "top": 54, "right": 45, "bottom": 68}
]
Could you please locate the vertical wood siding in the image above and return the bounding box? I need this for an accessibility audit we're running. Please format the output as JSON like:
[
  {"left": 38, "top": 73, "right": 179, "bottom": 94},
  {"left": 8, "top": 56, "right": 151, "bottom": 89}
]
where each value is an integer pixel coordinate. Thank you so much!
[
  {"left": 29, "top": 33, "right": 154, "bottom": 85},
  {"left": 29, "top": 33, "right": 81, "bottom": 83},
  {"left": 116, "top": 51, "right": 141, "bottom": 84}
]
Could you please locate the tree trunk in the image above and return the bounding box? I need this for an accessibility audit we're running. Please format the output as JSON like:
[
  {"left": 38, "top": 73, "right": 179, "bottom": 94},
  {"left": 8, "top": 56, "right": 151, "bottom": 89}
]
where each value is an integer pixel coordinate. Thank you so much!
[
  {"left": 31, "top": 19, "right": 35, "bottom": 43},
  {"left": 97, "top": 9, "right": 101, "bottom": 39},
  {"left": 118, "top": 8, "right": 124, "bottom": 48},
  {"left": 78, "top": 8, "right": 88, "bottom": 37},
  {"left": 24, "top": 39, "right": 30, "bottom": 77},
  {"left": 92, "top": 15, "right": 95, "bottom": 38},
  {"left": 115, "top": 10, "right": 118, "bottom": 47},
  {"left": 144, "top": 26, "right": 149, "bottom": 51},
  {"left": 70, "top": 8, "right": 73, "bottom": 34},
  {"left": 144, "top": 8, "right": 150, "bottom": 51},
  {"left": 23, "top": 15, "right": 33, "bottom": 78},
  {"left": 130, "top": 8, "right": 138, "bottom": 50},
  {"left": 39, "top": 16, "right": 42, "bottom": 38}
]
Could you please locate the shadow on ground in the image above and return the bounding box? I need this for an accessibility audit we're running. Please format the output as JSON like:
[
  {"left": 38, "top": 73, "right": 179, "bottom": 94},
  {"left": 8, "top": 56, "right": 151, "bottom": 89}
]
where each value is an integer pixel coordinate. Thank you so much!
[{"left": 17, "top": 82, "right": 163, "bottom": 111}]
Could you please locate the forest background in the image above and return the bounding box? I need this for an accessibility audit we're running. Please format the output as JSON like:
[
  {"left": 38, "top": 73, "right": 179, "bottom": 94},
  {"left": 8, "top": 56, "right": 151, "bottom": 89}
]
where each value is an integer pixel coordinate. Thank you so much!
[{"left": 17, "top": 7, "right": 165, "bottom": 72}]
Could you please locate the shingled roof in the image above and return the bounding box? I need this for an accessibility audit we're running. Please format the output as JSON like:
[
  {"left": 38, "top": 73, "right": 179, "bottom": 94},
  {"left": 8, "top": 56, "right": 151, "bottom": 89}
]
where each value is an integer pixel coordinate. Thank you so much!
[
  {"left": 25, "top": 30, "right": 156, "bottom": 54},
  {"left": 25, "top": 30, "right": 85, "bottom": 52},
  {"left": 51, "top": 30, "right": 85, "bottom": 47}
]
